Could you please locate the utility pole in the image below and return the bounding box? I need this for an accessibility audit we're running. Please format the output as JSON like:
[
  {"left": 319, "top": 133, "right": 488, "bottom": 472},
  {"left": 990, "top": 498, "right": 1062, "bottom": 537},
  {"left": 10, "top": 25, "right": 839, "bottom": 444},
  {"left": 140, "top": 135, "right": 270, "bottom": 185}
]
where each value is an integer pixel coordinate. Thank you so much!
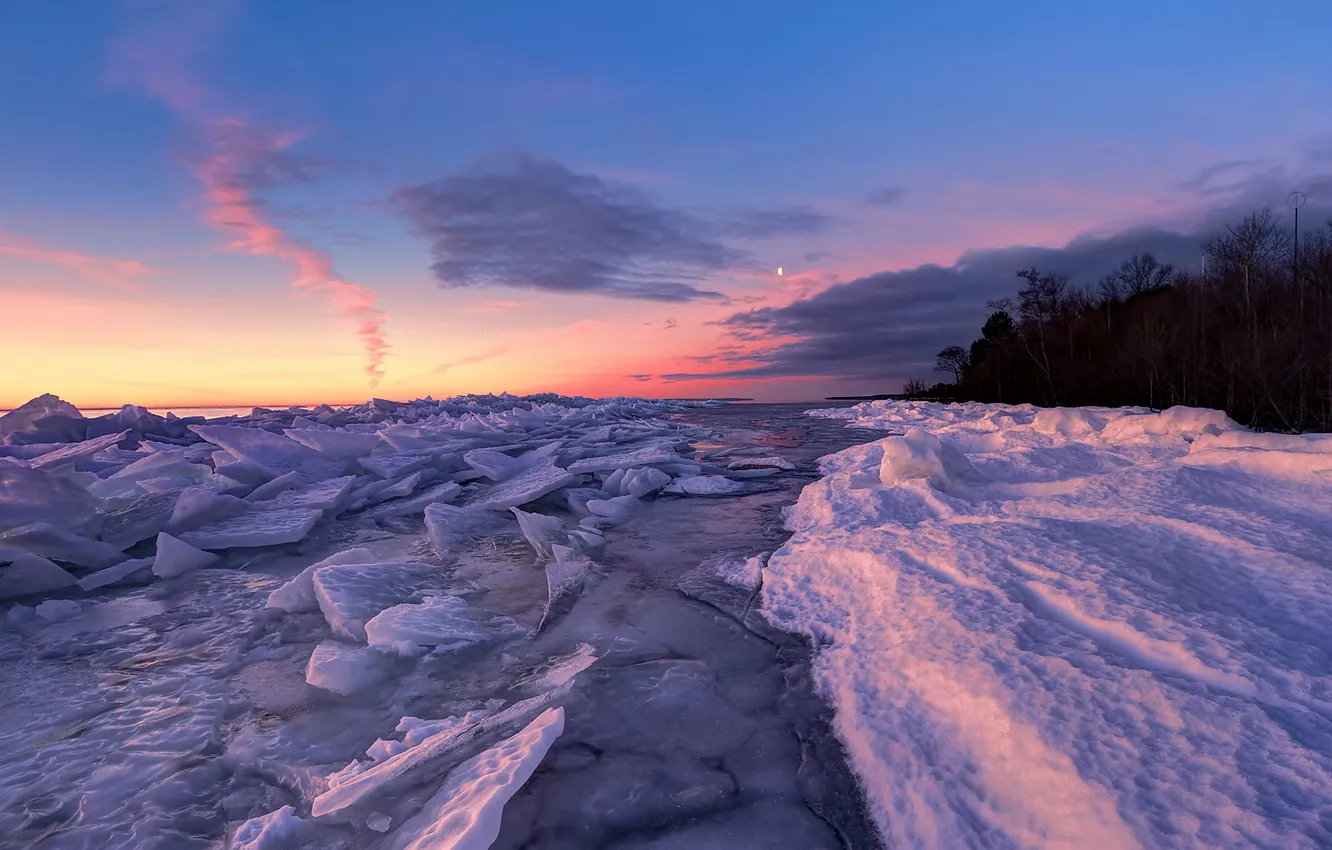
[{"left": 1290, "top": 191, "right": 1306, "bottom": 306}]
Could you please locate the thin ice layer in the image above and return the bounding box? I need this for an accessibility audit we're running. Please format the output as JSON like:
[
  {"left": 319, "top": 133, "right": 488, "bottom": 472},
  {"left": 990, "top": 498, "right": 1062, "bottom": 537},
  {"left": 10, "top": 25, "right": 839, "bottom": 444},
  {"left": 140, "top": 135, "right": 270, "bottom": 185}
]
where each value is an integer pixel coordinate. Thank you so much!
[
  {"left": 311, "top": 561, "right": 453, "bottom": 642},
  {"left": 387, "top": 707, "right": 564, "bottom": 850},
  {"left": 177, "top": 506, "right": 323, "bottom": 550},
  {"left": 777, "top": 400, "right": 1332, "bottom": 847},
  {"left": 364, "top": 595, "right": 522, "bottom": 655},
  {"left": 471, "top": 458, "right": 577, "bottom": 510}
]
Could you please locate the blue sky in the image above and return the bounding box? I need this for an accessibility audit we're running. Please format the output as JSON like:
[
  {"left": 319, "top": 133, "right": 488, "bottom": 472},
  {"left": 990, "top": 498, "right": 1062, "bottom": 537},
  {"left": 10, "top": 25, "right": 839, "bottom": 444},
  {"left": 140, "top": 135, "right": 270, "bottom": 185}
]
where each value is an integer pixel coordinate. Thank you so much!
[{"left": 2, "top": 1, "right": 1330, "bottom": 406}]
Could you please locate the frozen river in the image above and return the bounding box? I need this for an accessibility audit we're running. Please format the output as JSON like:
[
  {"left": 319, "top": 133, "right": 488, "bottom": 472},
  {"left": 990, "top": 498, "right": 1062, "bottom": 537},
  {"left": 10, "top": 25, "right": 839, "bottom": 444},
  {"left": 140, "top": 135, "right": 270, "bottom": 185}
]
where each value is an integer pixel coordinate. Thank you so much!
[{"left": 0, "top": 402, "right": 884, "bottom": 850}]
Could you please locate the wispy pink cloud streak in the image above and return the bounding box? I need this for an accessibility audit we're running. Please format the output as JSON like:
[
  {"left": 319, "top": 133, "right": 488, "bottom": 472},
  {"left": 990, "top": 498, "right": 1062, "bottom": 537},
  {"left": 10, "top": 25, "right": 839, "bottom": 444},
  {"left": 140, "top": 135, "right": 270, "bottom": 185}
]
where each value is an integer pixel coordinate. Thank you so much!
[
  {"left": 0, "top": 231, "right": 153, "bottom": 290},
  {"left": 191, "top": 118, "right": 389, "bottom": 385}
]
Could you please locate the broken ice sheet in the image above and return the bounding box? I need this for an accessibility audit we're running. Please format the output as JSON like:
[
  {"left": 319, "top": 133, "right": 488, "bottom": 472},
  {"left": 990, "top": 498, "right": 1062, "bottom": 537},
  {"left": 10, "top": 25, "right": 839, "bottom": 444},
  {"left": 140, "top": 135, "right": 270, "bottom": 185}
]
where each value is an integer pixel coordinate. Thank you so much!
[
  {"left": 364, "top": 595, "right": 522, "bottom": 656},
  {"left": 177, "top": 506, "right": 323, "bottom": 550}
]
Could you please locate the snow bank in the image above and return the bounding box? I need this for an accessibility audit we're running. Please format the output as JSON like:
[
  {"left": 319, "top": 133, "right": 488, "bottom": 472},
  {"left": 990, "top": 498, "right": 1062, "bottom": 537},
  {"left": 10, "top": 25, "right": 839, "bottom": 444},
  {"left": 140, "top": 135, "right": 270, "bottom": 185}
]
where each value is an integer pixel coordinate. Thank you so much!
[{"left": 781, "top": 401, "right": 1332, "bottom": 848}]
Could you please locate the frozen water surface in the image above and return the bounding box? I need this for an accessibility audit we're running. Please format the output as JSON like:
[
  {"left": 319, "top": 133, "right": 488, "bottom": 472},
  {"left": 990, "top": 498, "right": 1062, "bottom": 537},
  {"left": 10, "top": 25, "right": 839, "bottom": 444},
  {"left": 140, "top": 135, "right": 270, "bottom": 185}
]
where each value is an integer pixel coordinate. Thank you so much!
[{"left": 0, "top": 396, "right": 880, "bottom": 849}]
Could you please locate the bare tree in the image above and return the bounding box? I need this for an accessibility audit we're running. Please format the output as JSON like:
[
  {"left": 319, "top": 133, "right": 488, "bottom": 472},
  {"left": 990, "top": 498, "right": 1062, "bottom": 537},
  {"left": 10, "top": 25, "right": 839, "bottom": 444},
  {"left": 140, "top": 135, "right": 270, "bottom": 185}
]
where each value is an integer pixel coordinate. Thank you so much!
[
  {"left": 935, "top": 346, "right": 970, "bottom": 384},
  {"left": 902, "top": 377, "right": 928, "bottom": 396}
]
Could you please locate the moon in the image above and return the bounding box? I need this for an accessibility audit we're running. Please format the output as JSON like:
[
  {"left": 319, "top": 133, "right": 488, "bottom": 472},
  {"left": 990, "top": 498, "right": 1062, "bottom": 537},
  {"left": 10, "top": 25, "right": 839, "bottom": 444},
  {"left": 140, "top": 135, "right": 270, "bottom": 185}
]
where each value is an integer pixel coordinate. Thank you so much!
[{"left": 777, "top": 267, "right": 784, "bottom": 276}]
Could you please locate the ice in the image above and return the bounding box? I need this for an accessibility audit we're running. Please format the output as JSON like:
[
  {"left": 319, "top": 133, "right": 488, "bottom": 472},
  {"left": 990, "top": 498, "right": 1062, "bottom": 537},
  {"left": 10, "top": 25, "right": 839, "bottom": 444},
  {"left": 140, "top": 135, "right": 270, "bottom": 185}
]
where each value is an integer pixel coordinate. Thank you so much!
[
  {"left": 267, "top": 474, "right": 358, "bottom": 511},
  {"left": 567, "top": 441, "right": 682, "bottom": 473},
  {"left": 152, "top": 532, "right": 220, "bottom": 578},
  {"left": 725, "top": 456, "right": 795, "bottom": 472},
  {"left": 662, "top": 475, "right": 746, "bottom": 496},
  {"left": 463, "top": 441, "right": 563, "bottom": 481},
  {"left": 243, "top": 471, "right": 301, "bottom": 502},
  {"left": 585, "top": 494, "right": 640, "bottom": 525},
  {"left": 78, "top": 556, "right": 155, "bottom": 592},
  {"left": 509, "top": 507, "right": 566, "bottom": 560},
  {"left": 424, "top": 504, "right": 509, "bottom": 560},
  {"left": 190, "top": 424, "right": 347, "bottom": 483},
  {"left": 471, "top": 457, "right": 578, "bottom": 510},
  {"left": 0, "top": 459, "right": 101, "bottom": 534},
  {"left": 0, "top": 393, "right": 85, "bottom": 444},
  {"left": 364, "top": 595, "right": 522, "bottom": 656},
  {"left": 367, "top": 812, "right": 392, "bottom": 832},
  {"left": 0, "top": 522, "right": 125, "bottom": 569},
  {"left": 539, "top": 559, "right": 590, "bottom": 631},
  {"left": 230, "top": 805, "right": 310, "bottom": 849},
  {"left": 0, "top": 548, "right": 78, "bottom": 598},
  {"left": 312, "top": 686, "right": 572, "bottom": 818},
  {"left": 361, "top": 480, "right": 463, "bottom": 521},
  {"left": 88, "top": 450, "right": 213, "bottom": 500},
  {"left": 359, "top": 453, "right": 431, "bottom": 479},
  {"left": 312, "top": 562, "right": 454, "bottom": 642},
  {"left": 621, "top": 466, "right": 671, "bottom": 497},
  {"left": 166, "top": 487, "right": 250, "bottom": 533},
  {"left": 282, "top": 427, "right": 384, "bottom": 459},
  {"left": 780, "top": 399, "right": 1332, "bottom": 847},
  {"left": 178, "top": 506, "right": 323, "bottom": 550},
  {"left": 386, "top": 707, "right": 564, "bottom": 850},
  {"left": 98, "top": 491, "right": 180, "bottom": 549},
  {"left": 34, "top": 598, "right": 82, "bottom": 622},
  {"left": 266, "top": 547, "right": 377, "bottom": 613},
  {"left": 305, "top": 640, "right": 394, "bottom": 695},
  {"left": 28, "top": 430, "right": 129, "bottom": 470}
]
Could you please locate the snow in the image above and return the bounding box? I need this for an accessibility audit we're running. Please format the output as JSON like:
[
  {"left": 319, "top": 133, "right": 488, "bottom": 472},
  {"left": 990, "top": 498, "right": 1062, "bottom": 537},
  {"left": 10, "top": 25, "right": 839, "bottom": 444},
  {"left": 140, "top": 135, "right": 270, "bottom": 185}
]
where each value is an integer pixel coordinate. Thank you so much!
[
  {"left": 386, "top": 707, "right": 564, "bottom": 850},
  {"left": 178, "top": 506, "right": 323, "bottom": 550},
  {"left": 781, "top": 400, "right": 1332, "bottom": 848},
  {"left": 151, "top": 532, "right": 220, "bottom": 578},
  {"left": 230, "top": 805, "right": 309, "bottom": 849}
]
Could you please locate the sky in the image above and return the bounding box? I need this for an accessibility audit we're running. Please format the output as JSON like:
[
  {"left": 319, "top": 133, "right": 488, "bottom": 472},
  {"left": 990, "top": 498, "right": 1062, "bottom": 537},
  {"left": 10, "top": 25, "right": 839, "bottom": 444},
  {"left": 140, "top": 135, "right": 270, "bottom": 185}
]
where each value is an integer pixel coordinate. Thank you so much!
[{"left": 3, "top": 0, "right": 1332, "bottom": 409}]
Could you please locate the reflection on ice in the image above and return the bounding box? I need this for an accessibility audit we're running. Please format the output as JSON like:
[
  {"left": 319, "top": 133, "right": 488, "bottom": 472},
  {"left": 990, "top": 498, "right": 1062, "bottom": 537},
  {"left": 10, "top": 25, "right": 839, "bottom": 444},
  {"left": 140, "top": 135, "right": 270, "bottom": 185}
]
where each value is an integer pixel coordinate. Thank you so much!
[{"left": 0, "top": 394, "right": 880, "bottom": 849}]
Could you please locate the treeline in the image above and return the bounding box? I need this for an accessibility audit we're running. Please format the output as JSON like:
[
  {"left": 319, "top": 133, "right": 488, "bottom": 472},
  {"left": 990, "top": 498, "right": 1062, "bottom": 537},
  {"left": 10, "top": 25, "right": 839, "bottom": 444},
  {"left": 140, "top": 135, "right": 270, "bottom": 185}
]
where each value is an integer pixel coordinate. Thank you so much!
[{"left": 908, "top": 206, "right": 1332, "bottom": 432}]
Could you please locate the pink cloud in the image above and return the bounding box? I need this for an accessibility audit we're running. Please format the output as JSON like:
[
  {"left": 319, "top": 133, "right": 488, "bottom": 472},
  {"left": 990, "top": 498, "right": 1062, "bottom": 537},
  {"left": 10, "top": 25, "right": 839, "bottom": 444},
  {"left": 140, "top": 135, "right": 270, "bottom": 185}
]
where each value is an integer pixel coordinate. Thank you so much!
[
  {"left": 191, "top": 118, "right": 389, "bottom": 386},
  {"left": 110, "top": 9, "right": 390, "bottom": 388},
  {"left": 0, "top": 231, "right": 154, "bottom": 290}
]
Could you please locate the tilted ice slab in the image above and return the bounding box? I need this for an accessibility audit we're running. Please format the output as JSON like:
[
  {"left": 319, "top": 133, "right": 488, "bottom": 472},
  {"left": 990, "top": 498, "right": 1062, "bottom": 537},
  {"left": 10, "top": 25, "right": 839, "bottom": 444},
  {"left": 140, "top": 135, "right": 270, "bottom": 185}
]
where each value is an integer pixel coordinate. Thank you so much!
[
  {"left": 151, "top": 531, "right": 219, "bottom": 578},
  {"left": 190, "top": 424, "right": 347, "bottom": 483},
  {"left": 312, "top": 685, "right": 572, "bottom": 819},
  {"left": 305, "top": 640, "right": 394, "bottom": 695},
  {"left": 0, "top": 459, "right": 101, "bottom": 534},
  {"left": 77, "top": 556, "right": 154, "bottom": 592},
  {"left": 177, "top": 506, "right": 323, "bottom": 550},
  {"left": 364, "top": 595, "right": 522, "bottom": 656},
  {"left": 470, "top": 458, "right": 577, "bottom": 511},
  {"left": 662, "top": 475, "right": 746, "bottom": 496},
  {"left": 166, "top": 487, "right": 249, "bottom": 534},
  {"left": 311, "top": 561, "right": 455, "bottom": 642},
  {"left": 776, "top": 400, "right": 1332, "bottom": 847},
  {"left": 566, "top": 440, "right": 683, "bottom": 474},
  {"left": 283, "top": 428, "right": 384, "bottom": 460},
  {"left": 0, "top": 548, "right": 79, "bottom": 598},
  {"left": 602, "top": 466, "right": 671, "bottom": 497},
  {"left": 361, "top": 481, "right": 462, "bottom": 521},
  {"left": 267, "top": 547, "right": 377, "bottom": 613},
  {"left": 386, "top": 707, "right": 564, "bottom": 850},
  {"left": 509, "top": 507, "right": 566, "bottom": 561},
  {"left": 424, "top": 504, "right": 510, "bottom": 560},
  {"left": 98, "top": 491, "right": 179, "bottom": 549},
  {"left": 0, "top": 522, "right": 124, "bottom": 569},
  {"left": 540, "top": 558, "right": 590, "bottom": 632},
  {"left": 28, "top": 430, "right": 129, "bottom": 471}
]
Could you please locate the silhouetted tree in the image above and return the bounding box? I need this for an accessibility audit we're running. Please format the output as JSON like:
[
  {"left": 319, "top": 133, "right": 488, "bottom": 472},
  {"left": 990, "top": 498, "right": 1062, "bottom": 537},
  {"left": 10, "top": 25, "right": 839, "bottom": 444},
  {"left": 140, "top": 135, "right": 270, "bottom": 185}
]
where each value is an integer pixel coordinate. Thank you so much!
[{"left": 935, "top": 346, "right": 970, "bottom": 384}]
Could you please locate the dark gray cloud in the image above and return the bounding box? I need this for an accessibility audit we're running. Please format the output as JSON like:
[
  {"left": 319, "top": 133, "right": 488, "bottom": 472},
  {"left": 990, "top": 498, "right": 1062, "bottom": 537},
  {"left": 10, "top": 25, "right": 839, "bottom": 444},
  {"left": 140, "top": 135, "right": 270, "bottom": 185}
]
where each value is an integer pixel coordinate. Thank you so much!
[
  {"left": 669, "top": 158, "right": 1332, "bottom": 390},
  {"left": 392, "top": 155, "right": 831, "bottom": 303},
  {"left": 662, "top": 228, "right": 1204, "bottom": 386},
  {"left": 865, "top": 185, "right": 906, "bottom": 207},
  {"left": 627, "top": 374, "right": 652, "bottom": 382}
]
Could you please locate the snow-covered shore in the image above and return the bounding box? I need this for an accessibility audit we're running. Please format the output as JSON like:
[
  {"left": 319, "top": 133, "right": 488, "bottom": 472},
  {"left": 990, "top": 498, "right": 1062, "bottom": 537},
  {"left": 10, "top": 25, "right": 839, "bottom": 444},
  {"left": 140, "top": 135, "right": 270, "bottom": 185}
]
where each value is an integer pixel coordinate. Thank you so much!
[{"left": 767, "top": 401, "right": 1332, "bottom": 848}]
